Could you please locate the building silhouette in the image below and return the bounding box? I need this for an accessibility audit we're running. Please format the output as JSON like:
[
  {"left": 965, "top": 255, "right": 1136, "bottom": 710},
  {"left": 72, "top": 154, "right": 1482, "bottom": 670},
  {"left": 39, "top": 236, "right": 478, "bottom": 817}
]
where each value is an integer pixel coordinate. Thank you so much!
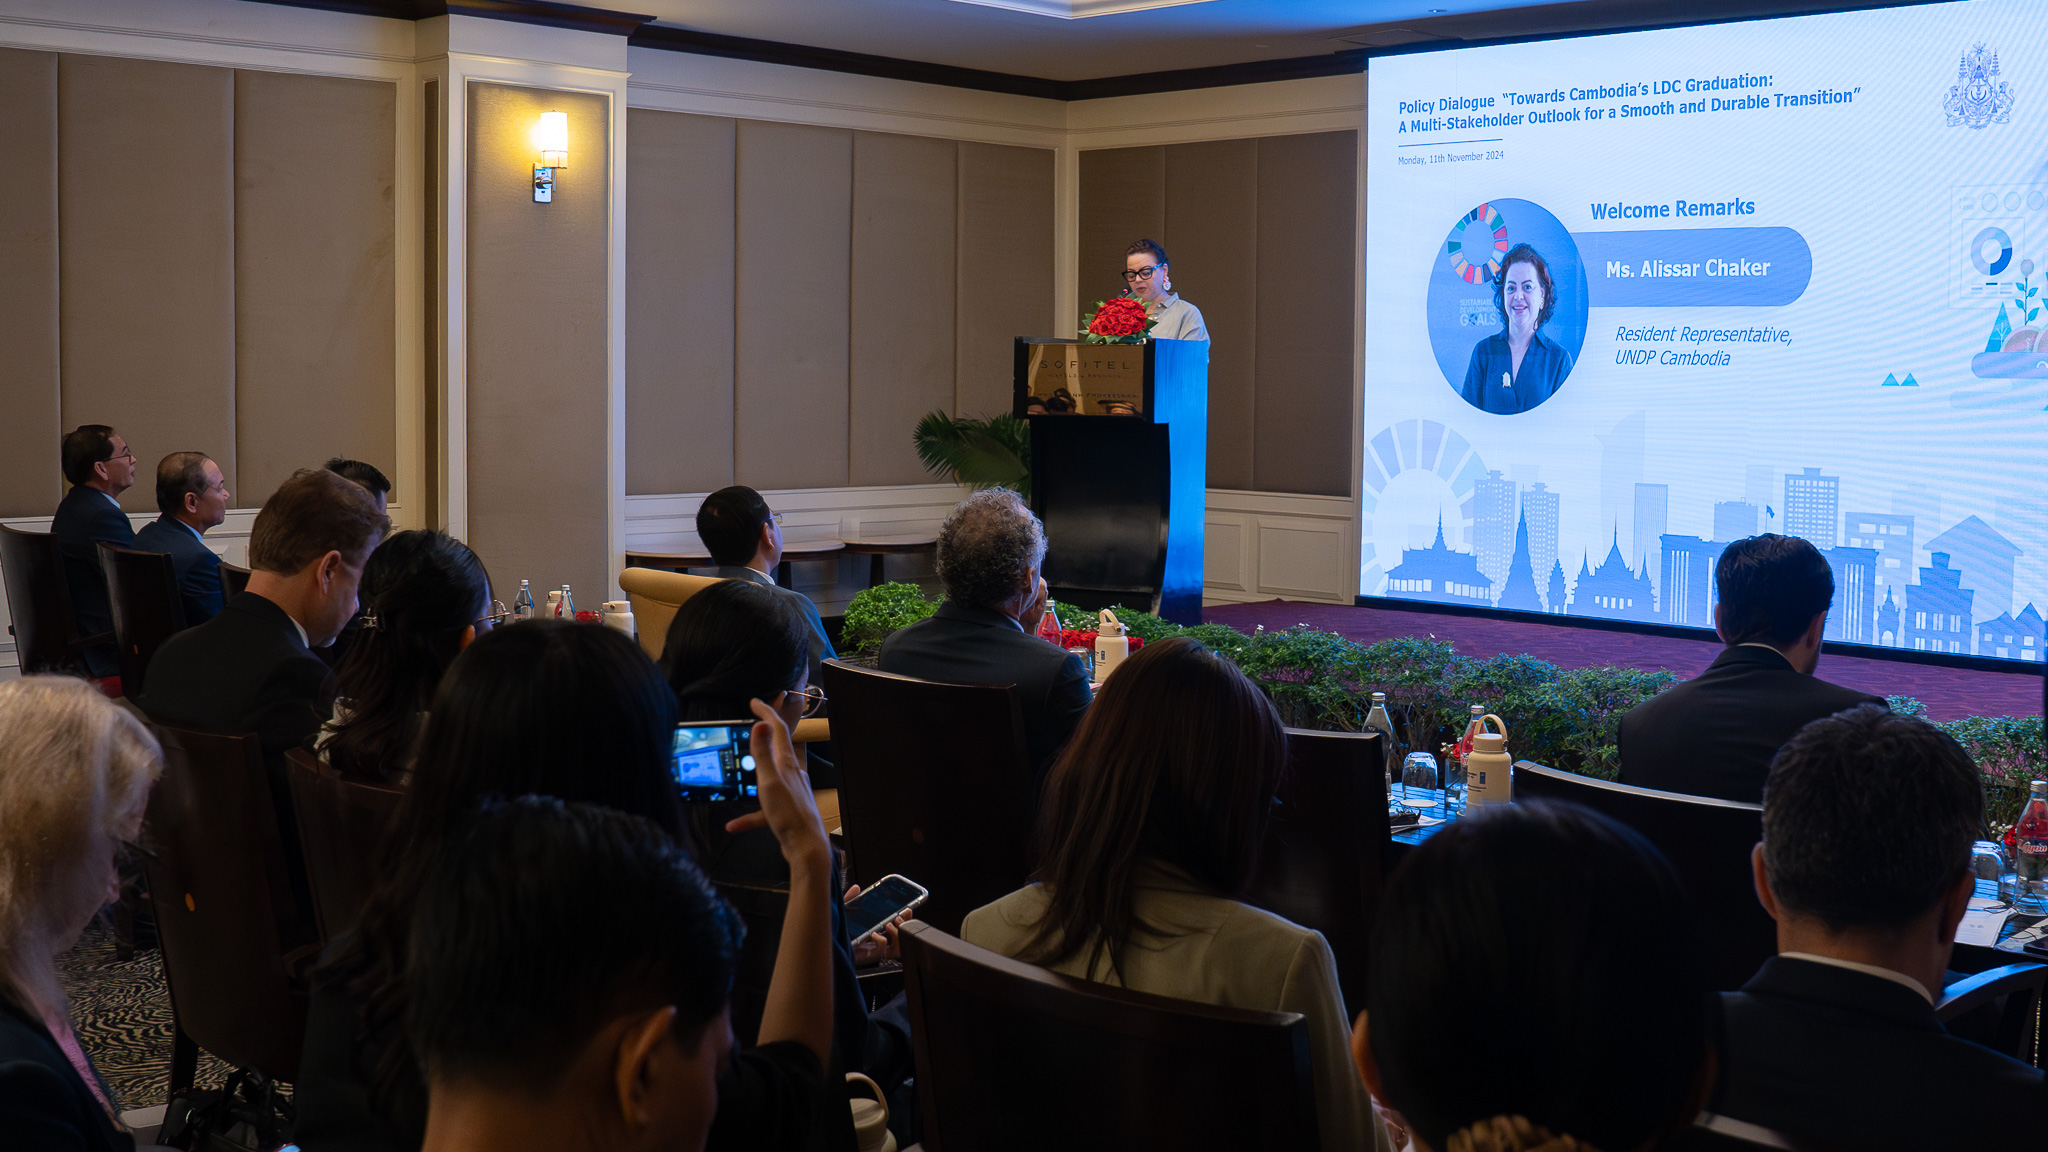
[
  {"left": 1843, "top": 511, "right": 1915, "bottom": 604},
  {"left": 1905, "top": 552, "right": 1975, "bottom": 654},
  {"left": 1497, "top": 510, "right": 1545, "bottom": 612},
  {"left": 1714, "top": 500, "right": 1760, "bottom": 542},
  {"left": 1925, "top": 515, "right": 2021, "bottom": 621},
  {"left": 1660, "top": 535, "right": 1727, "bottom": 627},
  {"left": 1569, "top": 531, "right": 1659, "bottom": 622},
  {"left": 1384, "top": 517, "right": 1493, "bottom": 607},
  {"left": 1634, "top": 483, "right": 1669, "bottom": 594},
  {"left": 1875, "top": 587, "right": 1902, "bottom": 647},
  {"left": 1783, "top": 467, "right": 1840, "bottom": 548},
  {"left": 1546, "top": 559, "right": 1569, "bottom": 614},
  {"left": 1819, "top": 546, "right": 1878, "bottom": 644},
  {"left": 1976, "top": 603, "right": 2044, "bottom": 662},
  {"left": 1522, "top": 482, "right": 1560, "bottom": 590},
  {"left": 1473, "top": 470, "right": 1516, "bottom": 590}
]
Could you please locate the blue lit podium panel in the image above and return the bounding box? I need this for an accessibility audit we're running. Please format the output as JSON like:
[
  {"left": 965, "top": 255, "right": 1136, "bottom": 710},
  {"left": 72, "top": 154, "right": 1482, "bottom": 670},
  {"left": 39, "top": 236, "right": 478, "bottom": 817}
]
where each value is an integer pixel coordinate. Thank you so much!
[{"left": 1013, "top": 337, "right": 1208, "bottom": 627}]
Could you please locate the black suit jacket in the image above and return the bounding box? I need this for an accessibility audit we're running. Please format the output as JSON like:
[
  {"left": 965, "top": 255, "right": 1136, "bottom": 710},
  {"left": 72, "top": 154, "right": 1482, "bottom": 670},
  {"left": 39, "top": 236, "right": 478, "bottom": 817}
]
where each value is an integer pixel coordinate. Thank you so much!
[
  {"left": 137, "top": 591, "right": 335, "bottom": 939},
  {"left": 1617, "top": 645, "right": 1884, "bottom": 803},
  {"left": 137, "top": 591, "right": 335, "bottom": 760},
  {"left": 878, "top": 601, "right": 1091, "bottom": 784},
  {"left": 0, "top": 999, "right": 134, "bottom": 1152},
  {"left": 51, "top": 484, "right": 134, "bottom": 640},
  {"left": 1715, "top": 956, "right": 2046, "bottom": 1148},
  {"left": 135, "top": 514, "right": 225, "bottom": 627}
]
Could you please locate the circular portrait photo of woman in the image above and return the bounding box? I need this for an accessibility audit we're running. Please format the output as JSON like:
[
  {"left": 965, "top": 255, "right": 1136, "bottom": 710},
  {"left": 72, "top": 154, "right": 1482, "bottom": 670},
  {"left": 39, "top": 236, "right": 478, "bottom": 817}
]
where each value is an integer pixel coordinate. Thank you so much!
[{"left": 1425, "top": 199, "right": 1588, "bottom": 415}]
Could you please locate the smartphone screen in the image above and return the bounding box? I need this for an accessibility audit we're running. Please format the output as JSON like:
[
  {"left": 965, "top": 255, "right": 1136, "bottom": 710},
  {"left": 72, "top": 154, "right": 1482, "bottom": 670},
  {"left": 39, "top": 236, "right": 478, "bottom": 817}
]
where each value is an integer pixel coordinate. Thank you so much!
[
  {"left": 672, "top": 723, "right": 755, "bottom": 803},
  {"left": 844, "top": 874, "right": 928, "bottom": 944}
]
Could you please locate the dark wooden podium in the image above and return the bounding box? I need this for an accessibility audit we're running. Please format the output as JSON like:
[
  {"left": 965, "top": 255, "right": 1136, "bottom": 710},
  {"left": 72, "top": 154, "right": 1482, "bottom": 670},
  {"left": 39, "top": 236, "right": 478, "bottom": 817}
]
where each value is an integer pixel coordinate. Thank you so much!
[{"left": 1014, "top": 337, "right": 1208, "bottom": 626}]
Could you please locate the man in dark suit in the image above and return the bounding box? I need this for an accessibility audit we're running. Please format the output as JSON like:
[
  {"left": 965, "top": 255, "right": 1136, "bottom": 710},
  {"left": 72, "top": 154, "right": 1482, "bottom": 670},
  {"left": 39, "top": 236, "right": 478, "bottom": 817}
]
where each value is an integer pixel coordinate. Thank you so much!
[
  {"left": 134, "top": 451, "right": 230, "bottom": 628},
  {"left": 696, "top": 485, "right": 837, "bottom": 684},
  {"left": 879, "top": 489, "right": 1090, "bottom": 785},
  {"left": 1706, "top": 705, "right": 2045, "bottom": 1147},
  {"left": 137, "top": 468, "right": 387, "bottom": 933},
  {"left": 1618, "top": 534, "right": 1883, "bottom": 802},
  {"left": 49, "top": 425, "right": 137, "bottom": 670}
]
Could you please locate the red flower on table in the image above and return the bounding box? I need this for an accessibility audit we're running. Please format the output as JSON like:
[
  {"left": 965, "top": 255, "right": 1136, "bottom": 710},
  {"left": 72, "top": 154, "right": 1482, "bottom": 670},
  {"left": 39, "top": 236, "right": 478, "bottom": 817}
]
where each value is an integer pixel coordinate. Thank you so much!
[{"left": 1087, "top": 297, "right": 1152, "bottom": 338}]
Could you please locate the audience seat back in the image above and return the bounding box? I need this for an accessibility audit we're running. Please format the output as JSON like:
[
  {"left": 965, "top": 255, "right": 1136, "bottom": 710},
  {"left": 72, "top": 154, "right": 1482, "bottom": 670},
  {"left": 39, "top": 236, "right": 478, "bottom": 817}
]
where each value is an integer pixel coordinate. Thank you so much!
[
  {"left": 619, "top": 566, "right": 725, "bottom": 660},
  {"left": 283, "top": 748, "right": 405, "bottom": 943},
  {"left": 900, "top": 922, "right": 1317, "bottom": 1151},
  {"left": 820, "top": 658, "right": 1035, "bottom": 934},
  {"left": 1247, "top": 728, "right": 1388, "bottom": 1012},
  {"left": 1514, "top": 762, "right": 1774, "bottom": 991},
  {"left": 140, "top": 725, "right": 311, "bottom": 1082},
  {"left": 100, "top": 543, "right": 186, "bottom": 699},
  {"left": 219, "top": 561, "right": 251, "bottom": 599},
  {"left": 1934, "top": 961, "right": 2046, "bottom": 1065},
  {"left": 0, "top": 523, "right": 91, "bottom": 674}
]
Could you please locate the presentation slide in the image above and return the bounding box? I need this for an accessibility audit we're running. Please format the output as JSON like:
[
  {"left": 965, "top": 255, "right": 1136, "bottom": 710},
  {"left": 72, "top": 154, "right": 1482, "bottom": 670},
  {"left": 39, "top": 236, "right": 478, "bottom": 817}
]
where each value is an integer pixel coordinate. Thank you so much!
[{"left": 1364, "top": 0, "right": 2048, "bottom": 662}]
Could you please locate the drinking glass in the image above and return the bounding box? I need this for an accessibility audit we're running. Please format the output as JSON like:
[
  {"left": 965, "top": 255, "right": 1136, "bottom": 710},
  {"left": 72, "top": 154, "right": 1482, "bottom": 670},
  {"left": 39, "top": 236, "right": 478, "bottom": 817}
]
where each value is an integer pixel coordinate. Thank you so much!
[
  {"left": 1442, "top": 755, "right": 1467, "bottom": 817},
  {"left": 1401, "top": 751, "right": 1440, "bottom": 816},
  {"left": 1971, "top": 840, "right": 2012, "bottom": 911}
]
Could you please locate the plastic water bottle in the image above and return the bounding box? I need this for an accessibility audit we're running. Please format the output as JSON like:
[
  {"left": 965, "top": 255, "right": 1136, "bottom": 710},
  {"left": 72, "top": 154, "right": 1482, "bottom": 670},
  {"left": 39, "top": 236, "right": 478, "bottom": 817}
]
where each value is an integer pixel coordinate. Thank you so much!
[
  {"left": 1363, "top": 692, "right": 1399, "bottom": 811},
  {"left": 557, "top": 584, "right": 576, "bottom": 620},
  {"left": 2017, "top": 781, "right": 2048, "bottom": 913},
  {"left": 512, "top": 579, "right": 535, "bottom": 622}
]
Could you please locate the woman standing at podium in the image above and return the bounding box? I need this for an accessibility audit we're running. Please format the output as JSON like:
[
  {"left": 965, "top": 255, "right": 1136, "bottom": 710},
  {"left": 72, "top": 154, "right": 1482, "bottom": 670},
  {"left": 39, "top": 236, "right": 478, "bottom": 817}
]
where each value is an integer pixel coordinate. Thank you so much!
[{"left": 1124, "top": 239, "right": 1209, "bottom": 342}]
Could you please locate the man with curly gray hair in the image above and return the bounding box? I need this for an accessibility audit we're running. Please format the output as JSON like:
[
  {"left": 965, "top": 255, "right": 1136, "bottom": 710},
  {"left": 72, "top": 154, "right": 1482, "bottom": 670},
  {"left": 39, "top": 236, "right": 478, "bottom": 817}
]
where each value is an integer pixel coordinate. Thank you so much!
[{"left": 879, "top": 489, "right": 1091, "bottom": 784}]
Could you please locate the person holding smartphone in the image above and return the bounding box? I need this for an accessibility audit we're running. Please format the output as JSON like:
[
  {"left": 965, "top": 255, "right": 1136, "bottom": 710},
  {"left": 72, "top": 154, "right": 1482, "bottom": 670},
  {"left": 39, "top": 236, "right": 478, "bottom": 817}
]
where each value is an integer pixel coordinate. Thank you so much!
[
  {"left": 297, "top": 621, "right": 849, "bottom": 1152},
  {"left": 661, "top": 580, "right": 914, "bottom": 1067}
]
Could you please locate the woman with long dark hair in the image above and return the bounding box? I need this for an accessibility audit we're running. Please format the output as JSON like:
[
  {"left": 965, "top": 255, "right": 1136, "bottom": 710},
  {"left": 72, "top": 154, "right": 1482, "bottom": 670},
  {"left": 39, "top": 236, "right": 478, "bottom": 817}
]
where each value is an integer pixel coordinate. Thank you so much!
[
  {"left": 962, "top": 637, "right": 1382, "bottom": 1152},
  {"left": 660, "top": 579, "right": 889, "bottom": 1069},
  {"left": 320, "top": 530, "right": 491, "bottom": 783},
  {"left": 296, "top": 620, "right": 841, "bottom": 1152}
]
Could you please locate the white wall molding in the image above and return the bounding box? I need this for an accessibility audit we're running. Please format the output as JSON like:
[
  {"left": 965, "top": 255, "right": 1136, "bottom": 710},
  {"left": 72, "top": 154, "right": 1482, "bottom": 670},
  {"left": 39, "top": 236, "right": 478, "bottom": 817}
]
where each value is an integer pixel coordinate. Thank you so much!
[
  {"left": 1203, "top": 489, "right": 1358, "bottom": 606},
  {"left": 0, "top": 0, "right": 416, "bottom": 77},
  {"left": 1065, "top": 73, "right": 1366, "bottom": 148},
  {"left": 624, "top": 483, "right": 971, "bottom": 615},
  {"left": 627, "top": 49, "right": 1066, "bottom": 147}
]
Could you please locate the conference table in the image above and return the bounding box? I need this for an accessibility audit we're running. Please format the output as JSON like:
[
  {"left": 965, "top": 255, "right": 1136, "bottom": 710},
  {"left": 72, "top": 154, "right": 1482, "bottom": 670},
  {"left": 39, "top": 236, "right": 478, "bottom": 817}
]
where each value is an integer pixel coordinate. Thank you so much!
[{"left": 1389, "top": 795, "right": 2048, "bottom": 971}]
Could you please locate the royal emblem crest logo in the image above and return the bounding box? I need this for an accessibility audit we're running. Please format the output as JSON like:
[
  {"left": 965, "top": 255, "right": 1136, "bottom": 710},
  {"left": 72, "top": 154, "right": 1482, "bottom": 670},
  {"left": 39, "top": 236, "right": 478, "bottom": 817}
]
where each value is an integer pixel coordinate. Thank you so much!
[{"left": 1944, "top": 43, "right": 2015, "bottom": 129}]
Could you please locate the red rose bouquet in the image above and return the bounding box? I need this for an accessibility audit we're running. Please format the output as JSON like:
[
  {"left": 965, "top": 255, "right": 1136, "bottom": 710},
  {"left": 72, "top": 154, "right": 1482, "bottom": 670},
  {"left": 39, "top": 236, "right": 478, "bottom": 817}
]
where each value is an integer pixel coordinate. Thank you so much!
[{"left": 1081, "top": 296, "right": 1155, "bottom": 345}]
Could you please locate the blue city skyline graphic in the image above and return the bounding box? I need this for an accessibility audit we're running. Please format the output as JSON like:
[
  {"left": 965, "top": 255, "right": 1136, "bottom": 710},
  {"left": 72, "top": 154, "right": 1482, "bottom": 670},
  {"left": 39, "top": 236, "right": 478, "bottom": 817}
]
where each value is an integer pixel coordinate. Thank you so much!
[{"left": 1362, "top": 420, "right": 2041, "bottom": 662}]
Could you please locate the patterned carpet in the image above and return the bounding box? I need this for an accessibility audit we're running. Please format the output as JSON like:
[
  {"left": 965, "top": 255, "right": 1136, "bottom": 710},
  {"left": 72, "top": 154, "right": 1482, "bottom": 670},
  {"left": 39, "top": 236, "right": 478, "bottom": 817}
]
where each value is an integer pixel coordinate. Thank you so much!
[
  {"left": 57, "top": 918, "right": 234, "bottom": 1113},
  {"left": 1204, "top": 599, "right": 2046, "bottom": 722}
]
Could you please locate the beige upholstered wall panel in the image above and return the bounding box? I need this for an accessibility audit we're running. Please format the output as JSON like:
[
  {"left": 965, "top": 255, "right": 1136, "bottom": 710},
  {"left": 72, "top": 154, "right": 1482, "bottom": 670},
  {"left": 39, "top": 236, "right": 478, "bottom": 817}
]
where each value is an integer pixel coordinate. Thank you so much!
[
  {"left": 850, "top": 132, "right": 957, "bottom": 487},
  {"left": 1076, "top": 146, "right": 1164, "bottom": 329},
  {"left": 1252, "top": 130, "right": 1355, "bottom": 498},
  {"left": 466, "top": 83, "right": 612, "bottom": 598},
  {"left": 0, "top": 49, "right": 61, "bottom": 518},
  {"left": 59, "top": 54, "right": 237, "bottom": 513},
  {"left": 956, "top": 142, "right": 1055, "bottom": 419},
  {"left": 626, "top": 109, "right": 735, "bottom": 496},
  {"left": 734, "top": 121, "right": 852, "bottom": 490},
  {"left": 235, "top": 69, "right": 397, "bottom": 508},
  {"left": 1164, "top": 139, "right": 1258, "bottom": 491}
]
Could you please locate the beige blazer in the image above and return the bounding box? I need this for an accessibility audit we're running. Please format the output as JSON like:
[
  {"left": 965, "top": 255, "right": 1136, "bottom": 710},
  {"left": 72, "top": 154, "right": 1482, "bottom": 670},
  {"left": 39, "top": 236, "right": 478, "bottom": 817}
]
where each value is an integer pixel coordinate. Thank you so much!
[{"left": 962, "top": 861, "right": 1388, "bottom": 1152}]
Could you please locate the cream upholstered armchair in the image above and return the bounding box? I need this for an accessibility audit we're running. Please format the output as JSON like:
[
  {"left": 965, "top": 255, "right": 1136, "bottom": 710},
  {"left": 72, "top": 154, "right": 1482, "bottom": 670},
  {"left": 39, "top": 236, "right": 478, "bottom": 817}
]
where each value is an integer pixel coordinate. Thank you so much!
[{"left": 617, "top": 566, "right": 831, "bottom": 747}]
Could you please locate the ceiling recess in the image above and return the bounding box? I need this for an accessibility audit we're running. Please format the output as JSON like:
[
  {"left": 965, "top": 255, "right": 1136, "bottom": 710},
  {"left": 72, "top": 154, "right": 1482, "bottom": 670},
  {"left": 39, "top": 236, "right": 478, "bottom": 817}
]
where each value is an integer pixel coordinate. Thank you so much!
[{"left": 943, "top": 0, "right": 1223, "bottom": 19}]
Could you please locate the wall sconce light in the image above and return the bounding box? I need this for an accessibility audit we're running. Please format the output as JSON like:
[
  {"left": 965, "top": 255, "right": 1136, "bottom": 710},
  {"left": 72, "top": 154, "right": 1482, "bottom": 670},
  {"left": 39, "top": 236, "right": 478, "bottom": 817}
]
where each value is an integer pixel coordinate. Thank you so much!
[{"left": 532, "top": 110, "right": 568, "bottom": 203}]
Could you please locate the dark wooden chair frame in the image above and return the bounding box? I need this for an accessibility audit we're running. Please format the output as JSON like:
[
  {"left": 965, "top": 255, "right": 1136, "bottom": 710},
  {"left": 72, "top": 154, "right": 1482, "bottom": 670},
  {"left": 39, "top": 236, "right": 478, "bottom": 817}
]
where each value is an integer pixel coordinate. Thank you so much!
[
  {"left": 99, "top": 542, "right": 186, "bottom": 699},
  {"left": 899, "top": 921, "right": 1318, "bottom": 1151},
  {"left": 0, "top": 522, "right": 112, "bottom": 675},
  {"left": 818, "top": 658, "right": 1037, "bottom": 935},
  {"left": 1513, "top": 761, "right": 1776, "bottom": 992}
]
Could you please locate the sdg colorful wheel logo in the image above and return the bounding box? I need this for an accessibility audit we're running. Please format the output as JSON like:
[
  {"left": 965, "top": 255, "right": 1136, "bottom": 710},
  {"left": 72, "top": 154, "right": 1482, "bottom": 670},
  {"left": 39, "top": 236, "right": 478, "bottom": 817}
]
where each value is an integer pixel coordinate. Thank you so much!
[{"left": 1445, "top": 203, "right": 1509, "bottom": 284}]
